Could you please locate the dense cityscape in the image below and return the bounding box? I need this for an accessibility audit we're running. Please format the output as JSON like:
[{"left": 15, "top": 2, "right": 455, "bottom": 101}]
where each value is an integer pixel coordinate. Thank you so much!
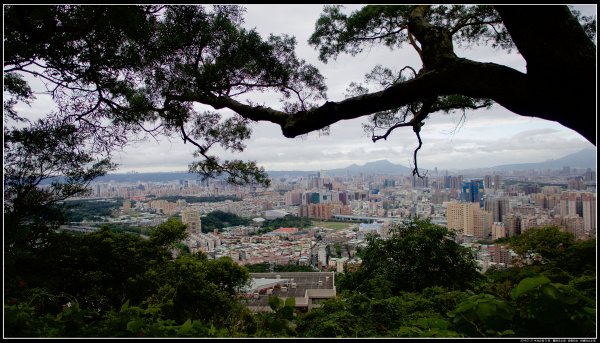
[{"left": 61, "top": 162, "right": 596, "bottom": 278}]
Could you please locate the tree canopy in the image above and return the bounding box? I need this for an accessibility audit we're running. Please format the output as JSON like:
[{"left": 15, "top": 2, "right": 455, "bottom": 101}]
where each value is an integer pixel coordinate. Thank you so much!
[
  {"left": 507, "top": 226, "right": 575, "bottom": 265},
  {"left": 4, "top": 5, "right": 596, "bottom": 190},
  {"left": 4, "top": 213, "right": 596, "bottom": 337},
  {"left": 337, "top": 219, "right": 482, "bottom": 296}
]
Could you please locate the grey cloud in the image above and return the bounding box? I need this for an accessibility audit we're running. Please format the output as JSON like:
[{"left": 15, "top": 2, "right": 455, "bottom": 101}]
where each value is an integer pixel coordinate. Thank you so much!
[{"left": 113, "top": 5, "right": 594, "bottom": 173}]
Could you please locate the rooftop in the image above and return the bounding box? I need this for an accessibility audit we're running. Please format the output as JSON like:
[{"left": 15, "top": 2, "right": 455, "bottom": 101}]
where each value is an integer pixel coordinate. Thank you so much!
[{"left": 240, "top": 272, "right": 336, "bottom": 309}]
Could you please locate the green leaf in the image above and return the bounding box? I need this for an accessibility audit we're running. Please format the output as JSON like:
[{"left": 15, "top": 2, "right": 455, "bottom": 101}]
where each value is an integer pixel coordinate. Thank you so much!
[
  {"left": 207, "top": 324, "right": 217, "bottom": 336},
  {"left": 120, "top": 299, "right": 130, "bottom": 312},
  {"left": 557, "top": 294, "right": 579, "bottom": 305},
  {"left": 540, "top": 284, "right": 558, "bottom": 299},
  {"left": 280, "top": 306, "right": 295, "bottom": 321},
  {"left": 498, "top": 330, "right": 515, "bottom": 336},
  {"left": 178, "top": 319, "right": 193, "bottom": 335},
  {"left": 511, "top": 276, "right": 551, "bottom": 299},
  {"left": 476, "top": 302, "right": 496, "bottom": 321},
  {"left": 485, "top": 329, "right": 497, "bottom": 335},
  {"left": 268, "top": 296, "right": 283, "bottom": 311},
  {"left": 284, "top": 297, "right": 295, "bottom": 308},
  {"left": 495, "top": 302, "right": 515, "bottom": 321},
  {"left": 126, "top": 319, "right": 144, "bottom": 333}
]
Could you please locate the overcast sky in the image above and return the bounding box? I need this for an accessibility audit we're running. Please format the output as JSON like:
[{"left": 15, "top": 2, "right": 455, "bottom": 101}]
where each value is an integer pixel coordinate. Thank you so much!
[{"left": 80, "top": 5, "right": 600, "bottom": 172}]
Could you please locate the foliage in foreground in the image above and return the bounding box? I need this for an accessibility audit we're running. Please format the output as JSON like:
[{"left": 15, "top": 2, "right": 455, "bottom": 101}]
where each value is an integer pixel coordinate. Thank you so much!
[
  {"left": 4, "top": 218, "right": 253, "bottom": 337},
  {"left": 4, "top": 218, "right": 595, "bottom": 338},
  {"left": 297, "top": 223, "right": 596, "bottom": 338}
]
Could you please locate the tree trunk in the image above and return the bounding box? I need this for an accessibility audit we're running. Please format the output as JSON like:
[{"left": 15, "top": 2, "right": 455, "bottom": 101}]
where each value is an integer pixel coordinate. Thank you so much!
[{"left": 495, "top": 5, "right": 596, "bottom": 144}]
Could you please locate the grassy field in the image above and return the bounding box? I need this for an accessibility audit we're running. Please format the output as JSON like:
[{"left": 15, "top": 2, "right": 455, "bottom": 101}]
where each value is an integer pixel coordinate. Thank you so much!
[{"left": 311, "top": 220, "right": 354, "bottom": 231}]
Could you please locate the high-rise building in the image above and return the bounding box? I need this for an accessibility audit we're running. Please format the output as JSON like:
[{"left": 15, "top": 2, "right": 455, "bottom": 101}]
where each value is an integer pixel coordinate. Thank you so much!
[
  {"left": 484, "top": 175, "right": 493, "bottom": 189},
  {"left": 461, "top": 180, "right": 484, "bottom": 205},
  {"left": 559, "top": 191, "right": 579, "bottom": 217},
  {"left": 531, "top": 193, "right": 546, "bottom": 208},
  {"left": 583, "top": 169, "right": 596, "bottom": 181},
  {"left": 581, "top": 192, "right": 596, "bottom": 232},
  {"left": 299, "top": 203, "right": 352, "bottom": 220},
  {"left": 568, "top": 177, "right": 585, "bottom": 190},
  {"left": 447, "top": 202, "right": 468, "bottom": 234},
  {"left": 338, "top": 192, "right": 348, "bottom": 205},
  {"left": 562, "top": 216, "right": 584, "bottom": 238},
  {"left": 444, "top": 175, "right": 463, "bottom": 189},
  {"left": 546, "top": 194, "right": 561, "bottom": 211},
  {"left": 491, "top": 222, "right": 507, "bottom": 240},
  {"left": 447, "top": 201, "right": 493, "bottom": 239},
  {"left": 493, "top": 174, "right": 502, "bottom": 190},
  {"left": 484, "top": 197, "right": 510, "bottom": 222},
  {"left": 182, "top": 207, "right": 201, "bottom": 234},
  {"left": 519, "top": 215, "right": 538, "bottom": 232},
  {"left": 472, "top": 206, "right": 493, "bottom": 239},
  {"left": 412, "top": 175, "right": 428, "bottom": 188},
  {"left": 556, "top": 191, "right": 596, "bottom": 233},
  {"left": 284, "top": 190, "right": 301, "bottom": 206}
]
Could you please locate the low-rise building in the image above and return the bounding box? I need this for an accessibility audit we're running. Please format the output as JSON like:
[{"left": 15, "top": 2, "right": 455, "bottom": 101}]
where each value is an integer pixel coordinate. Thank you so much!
[{"left": 240, "top": 272, "right": 336, "bottom": 313}]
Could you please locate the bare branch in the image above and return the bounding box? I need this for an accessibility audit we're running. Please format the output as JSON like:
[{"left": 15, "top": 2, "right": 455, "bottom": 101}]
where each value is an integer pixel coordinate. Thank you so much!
[
  {"left": 453, "top": 19, "right": 503, "bottom": 35},
  {"left": 411, "top": 123, "right": 427, "bottom": 178},
  {"left": 372, "top": 121, "right": 413, "bottom": 142}
]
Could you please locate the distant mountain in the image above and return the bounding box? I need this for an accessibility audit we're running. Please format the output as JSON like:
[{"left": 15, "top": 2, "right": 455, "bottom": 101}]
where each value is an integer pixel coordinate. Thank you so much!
[
  {"left": 271, "top": 149, "right": 596, "bottom": 178},
  {"left": 489, "top": 148, "right": 596, "bottom": 171},
  {"left": 91, "top": 159, "right": 413, "bottom": 184},
  {"left": 86, "top": 148, "right": 595, "bottom": 184},
  {"left": 327, "top": 159, "right": 413, "bottom": 176},
  {"left": 93, "top": 171, "right": 203, "bottom": 183},
  {"left": 267, "top": 170, "right": 316, "bottom": 179},
  {"left": 268, "top": 159, "right": 413, "bottom": 178}
]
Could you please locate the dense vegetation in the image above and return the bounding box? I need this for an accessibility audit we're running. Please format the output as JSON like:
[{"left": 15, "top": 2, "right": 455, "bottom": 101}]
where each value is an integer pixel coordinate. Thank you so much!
[
  {"left": 61, "top": 198, "right": 124, "bottom": 222},
  {"left": 95, "top": 223, "right": 153, "bottom": 236},
  {"left": 5, "top": 216, "right": 595, "bottom": 337},
  {"left": 200, "top": 210, "right": 251, "bottom": 233},
  {"left": 5, "top": 218, "right": 254, "bottom": 337},
  {"left": 251, "top": 215, "right": 313, "bottom": 235},
  {"left": 301, "top": 223, "right": 596, "bottom": 337},
  {"left": 338, "top": 219, "right": 483, "bottom": 296}
]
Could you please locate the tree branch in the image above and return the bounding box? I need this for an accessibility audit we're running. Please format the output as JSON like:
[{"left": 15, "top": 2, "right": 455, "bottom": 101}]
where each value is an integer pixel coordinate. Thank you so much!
[
  {"left": 187, "top": 59, "right": 532, "bottom": 139},
  {"left": 411, "top": 124, "right": 426, "bottom": 178}
]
